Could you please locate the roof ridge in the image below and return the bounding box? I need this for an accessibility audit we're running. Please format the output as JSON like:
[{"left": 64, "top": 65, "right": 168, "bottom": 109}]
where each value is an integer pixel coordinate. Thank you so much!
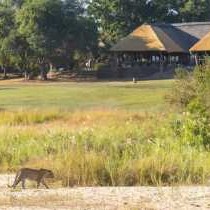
[
  {"left": 142, "top": 22, "right": 210, "bottom": 27},
  {"left": 173, "top": 22, "right": 210, "bottom": 27},
  {"left": 149, "top": 25, "right": 166, "bottom": 51},
  {"left": 152, "top": 25, "right": 186, "bottom": 52}
]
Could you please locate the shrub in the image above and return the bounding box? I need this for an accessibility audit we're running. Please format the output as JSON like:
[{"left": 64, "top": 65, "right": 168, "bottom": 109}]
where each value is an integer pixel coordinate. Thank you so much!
[
  {"left": 169, "top": 59, "right": 210, "bottom": 149},
  {"left": 168, "top": 58, "right": 210, "bottom": 110},
  {"left": 167, "top": 68, "right": 196, "bottom": 108}
]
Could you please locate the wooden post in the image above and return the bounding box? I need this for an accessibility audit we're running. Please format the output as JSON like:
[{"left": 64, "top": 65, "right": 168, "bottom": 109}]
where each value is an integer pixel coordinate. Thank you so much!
[
  {"left": 160, "top": 53, "right": 164, "bottom": 74},
  {"left": 195, "top": 54, "right": 198, "bottom": 66}
]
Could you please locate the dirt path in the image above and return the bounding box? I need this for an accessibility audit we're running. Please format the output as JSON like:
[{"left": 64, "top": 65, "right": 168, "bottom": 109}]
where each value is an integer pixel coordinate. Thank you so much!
[{"left": 1, "top": 175, "right": 210, "bottom": 209}]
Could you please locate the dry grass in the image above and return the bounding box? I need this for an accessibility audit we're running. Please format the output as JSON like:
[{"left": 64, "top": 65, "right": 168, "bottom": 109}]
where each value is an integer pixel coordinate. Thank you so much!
[{"left": 0, "top": 109, "right": 209, "bottom": 186}]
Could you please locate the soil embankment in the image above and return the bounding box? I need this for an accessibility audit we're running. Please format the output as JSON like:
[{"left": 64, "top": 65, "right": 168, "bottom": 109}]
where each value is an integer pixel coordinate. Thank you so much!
[{"left": 0, "top": 175, "right": 210, "bottom": 209}]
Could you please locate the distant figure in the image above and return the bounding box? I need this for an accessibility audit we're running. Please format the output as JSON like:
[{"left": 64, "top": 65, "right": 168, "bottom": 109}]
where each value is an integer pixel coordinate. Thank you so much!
[
  {"left": 132, "top": 63, "right": 139, "bottom": 83},
  {"left": 8, "top": 168, "right": 54, "bottom": 189},
  {"left": 86, "top": 59, "right": 92, "bottom": 71}
]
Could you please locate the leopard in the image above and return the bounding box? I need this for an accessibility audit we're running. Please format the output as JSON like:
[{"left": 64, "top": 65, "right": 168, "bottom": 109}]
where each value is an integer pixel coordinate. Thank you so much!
[{"left": 8, "top": 168, "right": 54, "bottom": 189}]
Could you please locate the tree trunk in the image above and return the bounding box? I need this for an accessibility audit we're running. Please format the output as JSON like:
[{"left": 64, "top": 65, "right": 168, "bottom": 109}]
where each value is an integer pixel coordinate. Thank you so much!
[
  {"left": 3, "top": 67, "right": 7, "bottom": 79},
  {"left": 38, "top": 57, "right": 47, "bottom": 80},
  {"left": 24, "top": 70, "right": 29, "bottom": 80},
  {"left": 40, "top": 65, "right": 47, "bottom": 80},
  {"left": 50, "top": 63, "right": 53, "bottom": 71}
]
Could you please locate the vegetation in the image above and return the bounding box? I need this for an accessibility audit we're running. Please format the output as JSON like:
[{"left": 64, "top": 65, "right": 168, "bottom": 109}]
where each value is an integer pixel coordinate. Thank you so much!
[
  {"left": 0, "top": 0, "right": 98, "bottom": 80},
  {"left": 0, "top": 80, "right": 171, "bottom": 186},
  {"left": 0, "top": 0, "right": 209, "bottom": 188},
  {"left": 0, "top": 0, "right": 209, "bottom": 77},
  {"left": 1, "top": 108, "right": 210, "bottom": 186},
  {"left": 0, "top": 71, "right": 210, "bottom": 186},
  {"left": 168, "top": 60, "right": 210, "bottom": 109},
  {"left": 168, "top": 59, "right": 210, "bottom": 149},
  {"left": 88, "top": 0, "right": 210, "bottom": 45}
]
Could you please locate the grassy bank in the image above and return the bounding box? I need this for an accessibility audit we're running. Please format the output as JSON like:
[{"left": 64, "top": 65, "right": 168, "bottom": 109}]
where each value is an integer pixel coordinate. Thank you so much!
[
  {"left": 0, "top": 80, "right": 209, "bottom": 186},
  {"left": 0, "top": 109, "right": 210, "bottom": 186}
]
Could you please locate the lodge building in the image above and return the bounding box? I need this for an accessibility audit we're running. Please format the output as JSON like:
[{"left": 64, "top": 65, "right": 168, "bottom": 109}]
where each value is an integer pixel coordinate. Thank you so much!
[{"left": 111, "top": 22, "right": 210, "bottom": 77}]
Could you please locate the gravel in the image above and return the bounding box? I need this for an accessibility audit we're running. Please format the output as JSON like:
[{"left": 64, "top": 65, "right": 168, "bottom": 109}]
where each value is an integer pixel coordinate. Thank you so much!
[{"left": 0, "top": 174, "right": 210, "bottom": 209}]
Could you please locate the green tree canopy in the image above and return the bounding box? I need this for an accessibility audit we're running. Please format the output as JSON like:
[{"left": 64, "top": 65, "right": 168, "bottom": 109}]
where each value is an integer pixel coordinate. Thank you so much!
[
  {"left": 11, "top": 0, "right": 98, "bottom": 79},
  {"left": 0, "top": 4, "right": 16, "bottom": 78},
  {"left": 88, "top": 0, "right": 210, "bottom": 45}
]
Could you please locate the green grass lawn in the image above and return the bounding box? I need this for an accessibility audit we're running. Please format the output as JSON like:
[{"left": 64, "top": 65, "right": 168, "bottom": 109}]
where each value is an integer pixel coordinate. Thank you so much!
[{"left": 0, "top": 79, "right": 173, "bottom": 111}]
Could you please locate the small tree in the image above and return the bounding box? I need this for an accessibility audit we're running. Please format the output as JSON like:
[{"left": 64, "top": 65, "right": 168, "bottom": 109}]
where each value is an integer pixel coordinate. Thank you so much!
[{"left": 7, "top": 32, "right": 35, "bottom": 80}]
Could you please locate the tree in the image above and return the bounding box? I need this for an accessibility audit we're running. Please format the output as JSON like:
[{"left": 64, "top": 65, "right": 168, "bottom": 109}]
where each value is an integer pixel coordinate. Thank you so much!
[
  {"left": 180, "top": 0, "right": 210, "bottom": 22},
  {"left": 88, "top": 0, "right": 210, "bottom": 46},
  {"left": 0, "top": 5, "right": 15, "bottom": 78},
  {"left": 88, "top": 0, "right": 123, "bottom": 45},
  {"left": 88, "top": 0, "right": 183, "bottom": 45},
  {"left": 16, "top": 0, "right": 65, "bottom": 80},
  {"left": 1, "top": 0, "right": 24, "bottom": 7},
  {"left": 59, "top": 0, "right": 99, "bottom": 67},
  {"left": 0, "top": 0, "right": 98, "bottom": 80},
  {"left": 7, "top": 32, "right": 35, "bottom": 80}
]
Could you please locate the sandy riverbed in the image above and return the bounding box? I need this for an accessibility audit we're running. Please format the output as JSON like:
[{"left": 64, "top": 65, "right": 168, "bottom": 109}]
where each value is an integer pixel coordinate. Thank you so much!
[{"left": 0, "top": 175, "right": 210, "bottom": 209}]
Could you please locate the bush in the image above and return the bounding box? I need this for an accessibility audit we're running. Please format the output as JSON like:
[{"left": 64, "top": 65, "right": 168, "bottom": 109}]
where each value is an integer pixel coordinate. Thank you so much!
[
  {"left": 178, "top": 114, "right": 210, "bottom": 149},
  {"left": 169, "top": 58, "right": 210, "bottom": 149},
  {"left": 167, "top": 68, "right": 196, "bottom": 108},
  {"left": 168, "top": 59, "right": 210, "bottom": 110}
]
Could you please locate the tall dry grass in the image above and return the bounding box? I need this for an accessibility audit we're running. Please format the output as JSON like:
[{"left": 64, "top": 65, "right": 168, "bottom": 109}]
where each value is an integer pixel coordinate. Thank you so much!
[{"left": 0, "top": 109, "right": 210, "bottom": 186}]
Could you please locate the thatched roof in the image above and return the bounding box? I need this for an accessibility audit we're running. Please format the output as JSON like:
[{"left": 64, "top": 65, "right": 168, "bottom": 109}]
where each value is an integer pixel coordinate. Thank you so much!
[
  {"left": 111, "top": 22, "right": 210, "bottom": 53},
  {"left": 111, "top": 25, "right": 166, "bottom": 52},
  {"left": 190, "top": 32, "right": 210, "bottom": 52}
]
